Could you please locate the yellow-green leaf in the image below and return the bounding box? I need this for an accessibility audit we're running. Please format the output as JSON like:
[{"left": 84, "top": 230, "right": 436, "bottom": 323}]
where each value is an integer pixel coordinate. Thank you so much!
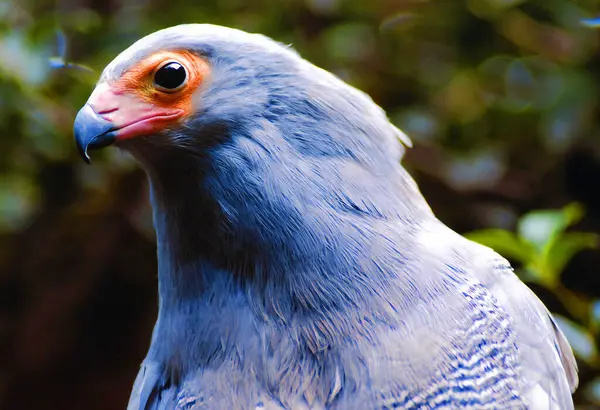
[{"left": 465, "top": 228, "right": 537, "bottom": 263}]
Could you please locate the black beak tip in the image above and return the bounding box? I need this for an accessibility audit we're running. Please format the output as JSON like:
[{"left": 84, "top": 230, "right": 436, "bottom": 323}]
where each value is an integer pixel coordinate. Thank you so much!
[
  {"left": 73, "top": 104, "right": 117, "bottom": 164},
  {"left": 77, "top": 141, "right": 91, "bottom": 164}
]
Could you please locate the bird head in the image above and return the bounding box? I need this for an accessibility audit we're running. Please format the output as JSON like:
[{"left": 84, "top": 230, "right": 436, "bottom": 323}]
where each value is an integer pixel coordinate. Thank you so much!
[{"left": 74, "top": 24, "right": 410, "bottom": 168}]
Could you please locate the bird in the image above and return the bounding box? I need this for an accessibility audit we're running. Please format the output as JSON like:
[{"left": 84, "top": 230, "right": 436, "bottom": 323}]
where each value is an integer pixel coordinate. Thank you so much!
[{"left": 73, "top": 24, "right": 578, "bottom": 410}]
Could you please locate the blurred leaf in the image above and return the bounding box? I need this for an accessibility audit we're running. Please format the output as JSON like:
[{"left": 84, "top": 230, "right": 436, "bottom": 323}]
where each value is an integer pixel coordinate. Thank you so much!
[
  {"left": 323, "top": 23, "right": 375, "bottom": 63},
  {"left": 592, "top": 300, "right": 600, "bottom": 328},
  {"left": 581, "top": 17, "right": 600, "bottom": 28},
  {"left": 553, "top": 315, "right": 598, "bottom": 364},
  {"left": 436, "top": 71, "right": 486, "bottom": 123},
  {"left": 468, "top": 203, "right": 595, "bottom": 288},
  {"left": 465, "top": 228, "right": 536, "bottom": 263},
  {"left": 0, "top": 32, "right": 50, "bottom": 86},
  {"left": 545, "top": 232, "right": 599, "bottom": 278},
  {"left": 0, "top": 175, "right": 38, "bottom": 231},
  {"left": 517, "top": 203, "right": 584, "bottom": 252},
  {"left": 443, "top": 149, "right": 505, "bottom": 191},
  {"left": 584, "top": 376, "right": 600, "bottom": 406},
  {"left": 380, "top": 12, "right": 419, "bottom": 33},
  {"left": 553, "top": 284, "right": 593, "bottom": 325}
]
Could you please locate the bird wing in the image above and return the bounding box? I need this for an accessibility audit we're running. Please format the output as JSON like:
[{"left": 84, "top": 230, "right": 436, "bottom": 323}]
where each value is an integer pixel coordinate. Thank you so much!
[
  {"left": 472, "top": 251, "right": 578, "bottom": 409},
  {"left": 417, "top": 220, "right": 577, "bottom": 410}
]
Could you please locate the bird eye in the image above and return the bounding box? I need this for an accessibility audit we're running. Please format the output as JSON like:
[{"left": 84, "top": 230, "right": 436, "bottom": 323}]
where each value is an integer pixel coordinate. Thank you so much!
[{"left": 153, "top": 61, "right": 187, "bottom": 92}]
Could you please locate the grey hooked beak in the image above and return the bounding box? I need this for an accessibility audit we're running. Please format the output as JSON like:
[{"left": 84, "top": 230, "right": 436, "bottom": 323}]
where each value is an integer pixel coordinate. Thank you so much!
[{"left": 73, "top": 104, "right": 117, "bottom": 164}]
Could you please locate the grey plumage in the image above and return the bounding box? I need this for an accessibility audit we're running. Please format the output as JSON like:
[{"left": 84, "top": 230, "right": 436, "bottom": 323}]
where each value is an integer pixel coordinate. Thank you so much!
[{"left": 74, "top": 24, "right": 578, "bottom": 409}]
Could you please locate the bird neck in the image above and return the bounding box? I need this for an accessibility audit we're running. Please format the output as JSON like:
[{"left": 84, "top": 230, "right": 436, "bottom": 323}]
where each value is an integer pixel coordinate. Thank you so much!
[
  {"left": 142, "top": 136, "right": 431, "bottom": 319},
  {"left": 138, "top": 137, "right": 437, "bottom": 375}
]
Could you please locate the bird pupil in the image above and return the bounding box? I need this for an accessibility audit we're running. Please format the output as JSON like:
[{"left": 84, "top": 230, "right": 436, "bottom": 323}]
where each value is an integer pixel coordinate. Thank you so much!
[{"left": 155, "top": 62, "right": 186, "bottom": 90}]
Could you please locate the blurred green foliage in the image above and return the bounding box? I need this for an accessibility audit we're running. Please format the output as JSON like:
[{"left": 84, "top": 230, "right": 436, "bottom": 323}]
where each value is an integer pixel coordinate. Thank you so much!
[
  {"left": 2, "top": 0, "right": 600, "bottom": 408},
  {"left": 468, "top": 203, "right": 598, "bottom": 288}
]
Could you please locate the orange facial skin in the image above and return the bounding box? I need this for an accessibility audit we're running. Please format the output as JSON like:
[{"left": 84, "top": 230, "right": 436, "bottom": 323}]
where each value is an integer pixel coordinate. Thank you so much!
[{"left": 87, "top": 50, "right": 210, "bottom": 141}]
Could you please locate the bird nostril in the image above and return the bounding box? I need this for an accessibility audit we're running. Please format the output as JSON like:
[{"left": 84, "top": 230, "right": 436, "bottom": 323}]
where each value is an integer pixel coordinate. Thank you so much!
[{"left": 94, "top": 107, "right": 118, "bottom": 115}]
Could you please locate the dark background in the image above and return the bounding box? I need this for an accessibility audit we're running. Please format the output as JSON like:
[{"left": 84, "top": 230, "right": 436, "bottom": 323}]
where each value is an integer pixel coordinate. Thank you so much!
[{"left": 1, "top": 0, "right": 600, "bottom": 408}]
